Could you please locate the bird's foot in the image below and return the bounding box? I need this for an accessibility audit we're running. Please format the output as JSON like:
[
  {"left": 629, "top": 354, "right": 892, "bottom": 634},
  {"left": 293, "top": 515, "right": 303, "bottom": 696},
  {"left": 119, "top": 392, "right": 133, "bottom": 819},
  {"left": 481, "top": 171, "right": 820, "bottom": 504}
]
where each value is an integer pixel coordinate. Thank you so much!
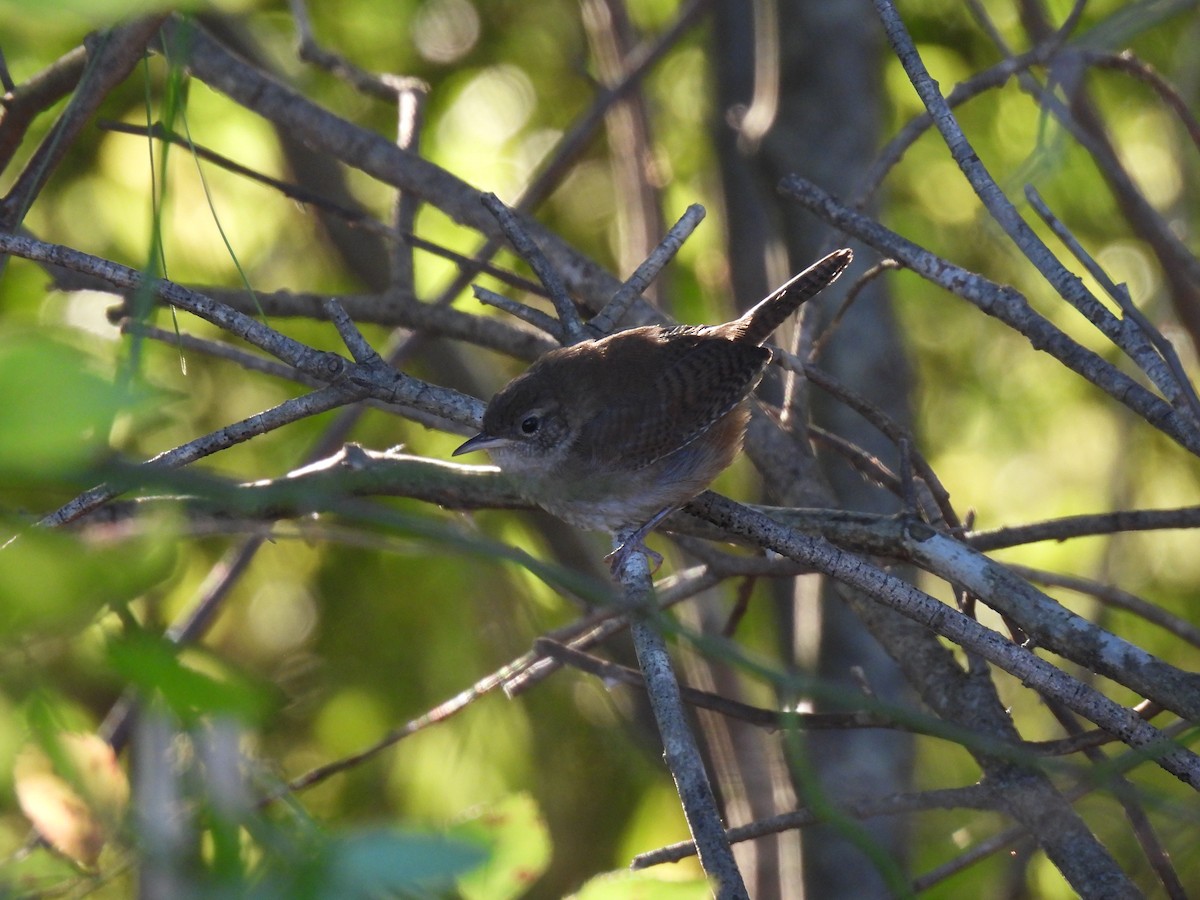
[
  {"left": 604, "top": 539, "right": 663, "bottom": 576},
  {"left": 606, "top": 507, "right": 677, "bottom": 576}
]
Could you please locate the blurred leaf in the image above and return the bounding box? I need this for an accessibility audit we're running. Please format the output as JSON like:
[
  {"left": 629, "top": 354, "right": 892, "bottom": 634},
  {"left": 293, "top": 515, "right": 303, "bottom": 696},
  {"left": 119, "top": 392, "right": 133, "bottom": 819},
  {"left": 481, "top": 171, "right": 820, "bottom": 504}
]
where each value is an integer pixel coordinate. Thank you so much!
[
  {"left": 0, "top": 0, "right": 228, "bottom": 30},
  {"left": 255, "top": 828, "right": 487, "bottom": 899},
  {"left": 569, "top": 869, "right": 712, "bottom": 899},
  {"left": 1077, "top": 0, "right": 1199, "bottom": 48},
  {"left": 107, "top": 633, "right": 277, "bottom": 725},
  {"left": 324, "top": 829, "right": 487, "bottom": 897},
  {"left": 452, "top": 792, "right": 551, "bottom": 900},
  {"left": 14, "top": 733, "right": 128, "bottom": 868},
  {"left": 0, "top": 334, "right": 146, "bottom": 483},
  {"left": 0, "top": 522, "right": 175, "bottom": 638}
]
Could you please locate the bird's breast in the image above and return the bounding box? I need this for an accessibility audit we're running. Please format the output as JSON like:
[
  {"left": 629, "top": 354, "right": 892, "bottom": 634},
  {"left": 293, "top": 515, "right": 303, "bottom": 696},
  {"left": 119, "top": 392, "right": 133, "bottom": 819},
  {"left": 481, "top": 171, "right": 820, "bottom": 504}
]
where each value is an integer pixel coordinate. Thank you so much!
[{"left": 530, "top": 405, "right": 748, "bottom": 531}]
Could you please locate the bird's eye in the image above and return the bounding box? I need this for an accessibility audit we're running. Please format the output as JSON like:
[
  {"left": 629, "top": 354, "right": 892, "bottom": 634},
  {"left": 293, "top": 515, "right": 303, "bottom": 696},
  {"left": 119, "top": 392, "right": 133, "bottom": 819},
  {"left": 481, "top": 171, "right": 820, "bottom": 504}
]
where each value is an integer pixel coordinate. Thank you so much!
[{"left": 520, "top": 415, "right": 540, "bottom": 435}]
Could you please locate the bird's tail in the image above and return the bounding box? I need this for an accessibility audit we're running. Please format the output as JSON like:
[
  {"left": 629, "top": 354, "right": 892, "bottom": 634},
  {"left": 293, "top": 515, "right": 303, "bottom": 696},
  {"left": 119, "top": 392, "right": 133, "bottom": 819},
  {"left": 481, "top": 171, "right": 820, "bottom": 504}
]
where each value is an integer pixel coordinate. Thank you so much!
[{"left": 735, "top": 248, "right": 853, "bottom": 345}]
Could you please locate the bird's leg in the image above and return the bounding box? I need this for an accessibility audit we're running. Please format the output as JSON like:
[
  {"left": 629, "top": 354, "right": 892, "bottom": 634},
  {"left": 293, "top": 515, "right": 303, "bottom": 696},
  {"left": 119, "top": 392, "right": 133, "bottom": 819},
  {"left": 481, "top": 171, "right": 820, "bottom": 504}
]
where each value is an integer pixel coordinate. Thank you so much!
[{"left": 605, "top": 506, "right": 677, "bottom": 575}]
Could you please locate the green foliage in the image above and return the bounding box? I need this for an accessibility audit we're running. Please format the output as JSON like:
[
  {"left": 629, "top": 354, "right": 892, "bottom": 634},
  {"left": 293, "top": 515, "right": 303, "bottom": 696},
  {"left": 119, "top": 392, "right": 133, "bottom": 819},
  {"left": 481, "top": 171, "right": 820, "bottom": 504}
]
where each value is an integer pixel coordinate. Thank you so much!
[
  {"left": 0, "top": 520, "right": 174, "bottom": 639},
  {"left": 106, "top": 631, "right": 278, "bottom": 725},
  {"left": 255, "top": 827, "right": 488, "bottom": 899},
  {"left": 0, "top": 0, "right": 210, "bottom": 30},
  {"left": 570, "top": 869, "right": 712, "bottom": 899},
  {"left": 0, "top": 334, "right": 143, "bottom": 483},
  {"left": 450, "top": 793, "right": 552, "bottom": 899},
  {"left": 1, "top": 0, "right": 1198, "bottom": 896}
]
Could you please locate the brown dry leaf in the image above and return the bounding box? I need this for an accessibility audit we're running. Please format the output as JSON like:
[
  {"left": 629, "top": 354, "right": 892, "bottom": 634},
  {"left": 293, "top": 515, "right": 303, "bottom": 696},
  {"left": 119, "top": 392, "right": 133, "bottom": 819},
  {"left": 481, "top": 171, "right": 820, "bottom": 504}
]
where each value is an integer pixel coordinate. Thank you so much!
[{"left": 14, "top": 733, "right": 129, "bottom": 868}]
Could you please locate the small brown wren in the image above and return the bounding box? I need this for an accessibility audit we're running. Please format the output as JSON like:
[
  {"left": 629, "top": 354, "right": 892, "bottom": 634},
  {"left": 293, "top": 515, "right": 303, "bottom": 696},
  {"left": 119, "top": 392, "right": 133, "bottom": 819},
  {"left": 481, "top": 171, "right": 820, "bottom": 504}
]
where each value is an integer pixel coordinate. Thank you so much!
[{"left": 453, "top": 248, "right": 853, "bottom": 571}]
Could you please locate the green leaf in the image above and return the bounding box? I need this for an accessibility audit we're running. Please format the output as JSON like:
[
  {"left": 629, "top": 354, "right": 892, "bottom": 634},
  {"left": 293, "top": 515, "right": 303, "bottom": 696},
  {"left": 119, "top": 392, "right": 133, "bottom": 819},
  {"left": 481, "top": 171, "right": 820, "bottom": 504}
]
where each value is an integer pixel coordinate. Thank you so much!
[
  {"left": 0, "top": 334, "right": 137, "bottom": 482},
  {"left": 107, "top": 633, "right": 277, "bottom": 725},
  {"left": 251, "top": 827, "right": 486, "bottom": 899},
  {"left": 451, "top": 793, "right": 551, "bottom": 900},
  {"left": 0, "top": 522, "right": 175, "bottom": 638},
  {"left": 321, "top": 829, "right": 488, "bottom": 897}
]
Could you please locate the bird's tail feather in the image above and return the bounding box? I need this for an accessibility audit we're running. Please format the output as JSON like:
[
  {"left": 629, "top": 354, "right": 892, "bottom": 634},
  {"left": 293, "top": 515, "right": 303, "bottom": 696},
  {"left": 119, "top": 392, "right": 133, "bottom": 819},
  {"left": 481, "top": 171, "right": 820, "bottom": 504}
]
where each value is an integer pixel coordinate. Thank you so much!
[{"left": 736, "top": 248, "right": 854, "bottom": 345}]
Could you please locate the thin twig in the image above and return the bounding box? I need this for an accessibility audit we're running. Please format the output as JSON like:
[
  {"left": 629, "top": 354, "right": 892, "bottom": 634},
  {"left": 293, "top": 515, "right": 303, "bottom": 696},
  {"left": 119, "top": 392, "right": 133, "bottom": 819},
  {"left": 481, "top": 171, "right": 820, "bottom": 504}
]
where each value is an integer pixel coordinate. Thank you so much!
[
  {"left": 0, "top": 16, "right": 167, "bottom": 227},
  {"left": 472, "top": 285, "right": 563, "bottom": 339},
  {"left": 120, "top": 320, "right": 299, "bottom": 380},
  {"left": 1026, "top": 185, "right": 1200, "bottom": 422},
  {"left": 688, "top": 492, "right": 1200, "bottom": 787},
  {"left": 270, "top": 650, "right": 537, "bottom": 802},
  {"left": 853, "top": 41, "right": 1055, "bottom": 207},
  {"left": 0, "top": 231, "right": 486, "bottom": 428},
  {"left": 912, "top": 719, "right": 1197, "bottom": 891},
  {"left": 807, "top": 424, "right": 901, "bottom": 496},
  {"left": 502, "top": 564, "right": 724, "bottom": 696},
  {"left": 778, "top": 175, "right": 1200, "bottom": 455},
  {"left": 518, "top": 0, "right": 709, "bottom": 217},
  {"left": 1039, "top": 696, "right": 1188, "bottom": 900},
  {"left": 786, "top": 355, "right": 958, "bottom": 528},
  {"left": 539, "top": 639, "right": 915, "bottom": 733},
  {"left": 40, "top": 386, "right": 358, "bottom": 527},
  {"left": 1087, "top": 49, "right": 1200, "bottom": 153},
  {"left": 808, "top": 259, "right": 901, "bottom": 360},
  {"left": 325, "top": 298, "right": 384, "bottom": 366},
  {"left": 96, "top": 119, "right": 548, "bottom": 298},
  {"left": 171, "top": 18, "right": 629, "bottom": 316},
  {"left": 869, "top": 0, "right": 1097, "bottom": 314},
  {"left": 633, "top": 784, "right": 994, "bottom": 868},
  {"left": 869, "top": 0, "right": 1200, "bottom": 416},
  {"left": 287, "top": 0, "right": 414, "bottom": 101},
  {"left": 967, "top": 505, "right": 1200, "bottom": 551},
  {"left": 266, "top": 575, "right": 728, "bottom": 803},
  {"left": 543, "top": 638, "right": 779, "bottom": 727},
  {"left": 119, "top": 320, "right": 461, "bottom": 432},
  {"left": 481, "top": 191, "right": 588, "bottom": 343},
  {"left": 0, "top": 45, "right": 88, "bottom": 172},
  {"left": 590, "top": 203, "right": 706, "bottom": 335},
  {"left": 178, "top": 284, "right": 555, "bottom": 359},
  {"left": 1008, "top": 564, "right": 1200, "bottom": 650}
]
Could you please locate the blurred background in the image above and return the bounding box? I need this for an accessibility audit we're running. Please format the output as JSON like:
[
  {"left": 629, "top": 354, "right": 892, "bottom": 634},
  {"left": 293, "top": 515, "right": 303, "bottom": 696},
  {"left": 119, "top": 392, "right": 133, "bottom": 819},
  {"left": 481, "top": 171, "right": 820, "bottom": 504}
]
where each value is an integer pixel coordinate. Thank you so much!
[{"left": 0, "top": 0, "right": 1198, "bottom": 896}]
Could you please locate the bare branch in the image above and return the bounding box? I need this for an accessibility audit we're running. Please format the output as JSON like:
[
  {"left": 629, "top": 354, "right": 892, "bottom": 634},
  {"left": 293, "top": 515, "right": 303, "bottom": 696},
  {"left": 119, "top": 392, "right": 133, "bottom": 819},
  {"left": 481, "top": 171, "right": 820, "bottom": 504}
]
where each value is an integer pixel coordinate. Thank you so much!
[
  {"left": 41, "top": 386, "right": 358, "bottom": 528},
  {"left": 287, "top": 0, "right": 420, "bottom": 101},
  {"left": 614, "top": 540, "right": 749, "bottom": 898},
  {"left": 0, "top": 16, "right": 167, "bottom": 227},
  {"left": 1026, "top": 185, "right": 1200, "bottom": 423},
  {"left": 968, "top": 505, "right": 1200, "bottom": 551},
  {"left": 779, "top": 175, "right": 1200, "bottom": 455},
  {"left": 688, "top": 491, "right": 1200, "bottom": 788},
  {"left": 633, "top": 785, "right": 994, "bottom": 868},
  {"left": 472, "top": 285, "right": 563, "bottom": 340},
  {"left": 590, "top": 203, "right": 707, "bottom": 335},
  {"left": 481, "top": 191, "right": 588, "bottom": 343}
]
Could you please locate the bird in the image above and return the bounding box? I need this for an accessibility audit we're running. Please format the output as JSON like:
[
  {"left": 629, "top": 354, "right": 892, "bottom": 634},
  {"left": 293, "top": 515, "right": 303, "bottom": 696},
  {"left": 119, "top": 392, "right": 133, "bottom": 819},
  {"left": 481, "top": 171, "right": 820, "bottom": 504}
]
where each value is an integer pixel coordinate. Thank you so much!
[{"left": 453, "top": 248, "right": 853, "bottom": 573}]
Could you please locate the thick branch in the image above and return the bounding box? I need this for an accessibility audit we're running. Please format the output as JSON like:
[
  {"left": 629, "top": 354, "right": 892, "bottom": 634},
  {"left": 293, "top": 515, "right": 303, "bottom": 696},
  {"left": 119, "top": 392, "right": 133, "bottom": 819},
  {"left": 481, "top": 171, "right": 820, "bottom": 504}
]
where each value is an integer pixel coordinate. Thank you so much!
[{"left": 688, "top": 492, "right": 1200, "bottom": 789}]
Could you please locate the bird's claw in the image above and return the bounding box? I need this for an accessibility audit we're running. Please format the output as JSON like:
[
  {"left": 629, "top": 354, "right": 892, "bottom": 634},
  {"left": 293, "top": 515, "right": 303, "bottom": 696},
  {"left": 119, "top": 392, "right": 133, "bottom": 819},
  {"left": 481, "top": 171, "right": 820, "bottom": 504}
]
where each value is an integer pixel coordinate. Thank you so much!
[{"left": 604, "top": 539, "right": 663, "bottom": 576}]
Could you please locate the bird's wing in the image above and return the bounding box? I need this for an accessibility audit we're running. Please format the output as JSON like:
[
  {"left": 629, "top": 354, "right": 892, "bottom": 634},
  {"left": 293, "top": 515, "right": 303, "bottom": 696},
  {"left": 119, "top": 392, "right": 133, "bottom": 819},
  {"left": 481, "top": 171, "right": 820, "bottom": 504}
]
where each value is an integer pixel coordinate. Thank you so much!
[{"left": 575, "top": 332, "right": 770, "bottom": 469}]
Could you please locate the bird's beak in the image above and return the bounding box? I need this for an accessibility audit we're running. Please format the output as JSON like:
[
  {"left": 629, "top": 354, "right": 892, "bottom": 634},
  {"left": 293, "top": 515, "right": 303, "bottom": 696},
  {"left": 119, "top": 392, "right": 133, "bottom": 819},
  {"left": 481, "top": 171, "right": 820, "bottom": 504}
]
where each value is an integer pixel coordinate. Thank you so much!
[{"left": 452, "top": 432, "right": 508, "bottom": 456}]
